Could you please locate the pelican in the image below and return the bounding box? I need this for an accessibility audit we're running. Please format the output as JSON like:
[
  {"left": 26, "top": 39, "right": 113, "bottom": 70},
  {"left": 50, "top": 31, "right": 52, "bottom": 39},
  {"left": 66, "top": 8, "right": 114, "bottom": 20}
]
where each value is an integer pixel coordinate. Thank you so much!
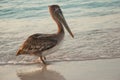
[{"left": 16, "top": 5, "right": 74, "bottom": 65}]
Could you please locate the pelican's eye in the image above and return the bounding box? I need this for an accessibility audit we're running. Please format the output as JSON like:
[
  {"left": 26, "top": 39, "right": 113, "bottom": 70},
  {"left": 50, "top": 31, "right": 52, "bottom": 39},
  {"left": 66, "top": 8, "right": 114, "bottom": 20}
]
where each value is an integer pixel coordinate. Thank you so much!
[{"left": 54, "top": 8, "right": 62, "bottom": 15}]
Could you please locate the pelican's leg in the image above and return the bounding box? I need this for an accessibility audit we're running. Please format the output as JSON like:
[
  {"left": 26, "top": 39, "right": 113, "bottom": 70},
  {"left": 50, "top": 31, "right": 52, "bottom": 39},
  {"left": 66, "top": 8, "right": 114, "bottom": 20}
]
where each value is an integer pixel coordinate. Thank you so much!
[
  {"left": 43, "top": 56, "right": 46, "bottom": 60},
  {"left": 40, "top": 56, "right": 46, "bottom": 65}
]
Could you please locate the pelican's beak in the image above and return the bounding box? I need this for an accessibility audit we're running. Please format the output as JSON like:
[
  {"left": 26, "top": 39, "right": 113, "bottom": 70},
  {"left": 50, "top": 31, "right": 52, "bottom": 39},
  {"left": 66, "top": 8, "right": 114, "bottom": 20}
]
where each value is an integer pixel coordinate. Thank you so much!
[{"left": 57, "top": 10, "right": 74, "bottom": 38}]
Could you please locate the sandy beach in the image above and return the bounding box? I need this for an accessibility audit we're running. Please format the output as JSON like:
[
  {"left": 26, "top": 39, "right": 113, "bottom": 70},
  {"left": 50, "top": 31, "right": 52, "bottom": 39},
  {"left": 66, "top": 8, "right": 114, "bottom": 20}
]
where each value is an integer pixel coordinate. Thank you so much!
[{"left": 0, "top": 58, "right": 120, "bottom": 80}]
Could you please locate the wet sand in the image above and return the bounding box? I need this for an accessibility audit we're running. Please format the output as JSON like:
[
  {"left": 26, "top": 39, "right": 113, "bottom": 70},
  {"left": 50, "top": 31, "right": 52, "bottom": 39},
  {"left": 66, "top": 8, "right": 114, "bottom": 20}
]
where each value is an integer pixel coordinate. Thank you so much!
[{"left": 0, "top": 58, "right": 120, "bottom": 80}]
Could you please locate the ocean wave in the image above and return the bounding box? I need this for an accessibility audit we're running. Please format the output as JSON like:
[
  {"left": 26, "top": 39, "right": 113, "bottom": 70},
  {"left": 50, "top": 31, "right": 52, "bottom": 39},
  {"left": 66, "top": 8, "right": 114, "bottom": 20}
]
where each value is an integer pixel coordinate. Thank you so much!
[{"left": 0, "top": 0, "right": 120, "bottom": 19}]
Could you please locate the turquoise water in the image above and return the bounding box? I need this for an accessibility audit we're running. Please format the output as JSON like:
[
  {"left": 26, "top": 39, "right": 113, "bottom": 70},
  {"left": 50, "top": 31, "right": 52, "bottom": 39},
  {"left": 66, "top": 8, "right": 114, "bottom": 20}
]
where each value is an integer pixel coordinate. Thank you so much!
[{"left": 0, "top": 0, "right": 120, "bottom": 19}]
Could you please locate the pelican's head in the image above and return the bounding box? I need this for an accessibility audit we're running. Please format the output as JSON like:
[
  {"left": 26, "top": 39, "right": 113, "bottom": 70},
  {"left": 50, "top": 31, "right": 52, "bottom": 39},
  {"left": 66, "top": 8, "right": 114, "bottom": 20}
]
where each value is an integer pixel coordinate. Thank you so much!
[{"left": 49, "top": 5, "right": 74, "bottom": 38}]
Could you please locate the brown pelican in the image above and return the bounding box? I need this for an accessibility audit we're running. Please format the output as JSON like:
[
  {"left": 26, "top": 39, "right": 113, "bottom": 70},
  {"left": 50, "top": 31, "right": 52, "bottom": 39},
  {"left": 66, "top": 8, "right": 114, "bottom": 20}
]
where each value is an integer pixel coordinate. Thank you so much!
[{"left": 16, "top": 5, "right": 74, "bottom": 65}]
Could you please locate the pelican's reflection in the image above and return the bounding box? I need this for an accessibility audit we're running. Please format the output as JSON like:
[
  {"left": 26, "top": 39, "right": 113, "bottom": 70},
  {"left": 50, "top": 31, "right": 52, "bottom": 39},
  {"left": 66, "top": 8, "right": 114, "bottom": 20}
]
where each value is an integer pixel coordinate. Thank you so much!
[{"left": 17, "top": 66, "right": 65, "bottom": 80}]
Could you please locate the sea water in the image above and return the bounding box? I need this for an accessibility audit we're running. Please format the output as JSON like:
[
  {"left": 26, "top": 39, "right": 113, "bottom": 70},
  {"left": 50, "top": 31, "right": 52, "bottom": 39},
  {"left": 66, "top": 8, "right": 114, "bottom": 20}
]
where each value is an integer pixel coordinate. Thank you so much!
[{"left": 0, "top": 0, "right": 120, "bottom": 64}]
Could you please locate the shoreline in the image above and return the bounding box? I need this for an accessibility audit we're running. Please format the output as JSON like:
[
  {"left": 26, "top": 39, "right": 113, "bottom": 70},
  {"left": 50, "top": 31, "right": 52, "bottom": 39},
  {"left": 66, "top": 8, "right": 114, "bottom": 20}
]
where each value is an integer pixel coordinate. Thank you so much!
[{"left": 0, "top": 56, "right": 120, "bottom": 65}]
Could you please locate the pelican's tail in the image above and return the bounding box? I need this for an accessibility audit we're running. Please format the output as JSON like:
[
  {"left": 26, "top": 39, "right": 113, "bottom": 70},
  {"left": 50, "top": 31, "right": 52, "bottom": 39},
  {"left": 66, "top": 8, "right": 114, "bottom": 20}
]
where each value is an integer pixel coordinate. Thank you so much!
[{"left": 16, "top": 49, "right": 22, "bottom": 56}]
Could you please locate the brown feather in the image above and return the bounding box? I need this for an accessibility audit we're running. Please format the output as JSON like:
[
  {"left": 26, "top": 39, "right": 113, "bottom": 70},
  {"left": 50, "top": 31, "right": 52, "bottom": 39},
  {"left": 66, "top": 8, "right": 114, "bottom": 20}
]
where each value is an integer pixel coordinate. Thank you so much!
[{"left": 16, "top": 33, "right": 57, "bottom": 56}]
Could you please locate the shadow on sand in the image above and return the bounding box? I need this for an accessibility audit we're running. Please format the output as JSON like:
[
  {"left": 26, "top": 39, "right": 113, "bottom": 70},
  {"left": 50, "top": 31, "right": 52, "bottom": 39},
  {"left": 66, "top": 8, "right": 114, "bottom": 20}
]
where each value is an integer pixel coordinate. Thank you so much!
[{"left": 17, "top": 66, "right": 65, "bottom": 80}]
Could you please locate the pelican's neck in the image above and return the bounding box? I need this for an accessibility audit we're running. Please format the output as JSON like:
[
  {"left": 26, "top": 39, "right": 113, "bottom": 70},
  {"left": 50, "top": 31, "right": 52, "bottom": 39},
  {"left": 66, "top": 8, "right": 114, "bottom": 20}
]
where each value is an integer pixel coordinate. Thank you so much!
[
  {"left": 54, "top": 20, "right": 65, "bottom": 43},
  {"left": 50, "top": 10, "right": 64, "bottom": 39},
  {"left": 49, "top": 9, "right": 64, "bottom": 34},
  {"left": 56, "top": 20, "right": 64, "bottom": 34},
  {"left": 51, "top": 14, "right": 64, "bottom": 34}
]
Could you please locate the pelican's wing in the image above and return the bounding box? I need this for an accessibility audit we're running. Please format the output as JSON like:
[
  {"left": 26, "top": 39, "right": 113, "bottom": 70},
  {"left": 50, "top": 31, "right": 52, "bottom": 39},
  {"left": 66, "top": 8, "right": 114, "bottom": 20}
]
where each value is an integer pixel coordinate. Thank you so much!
[{"left": 16, "top": 34, "right": 57, "bottom": 56}]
